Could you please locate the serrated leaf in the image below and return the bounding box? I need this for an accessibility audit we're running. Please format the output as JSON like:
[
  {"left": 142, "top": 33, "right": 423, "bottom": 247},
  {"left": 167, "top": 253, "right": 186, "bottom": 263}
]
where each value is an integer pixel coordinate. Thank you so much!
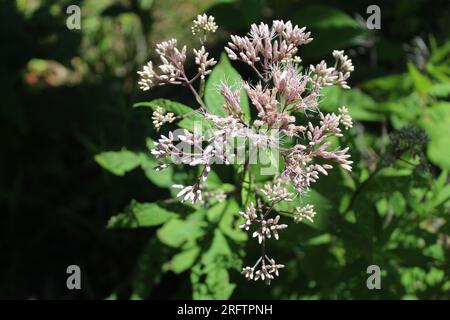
[
  {"left": 95, "top": 149, "right": 143, "bottom": 176},
  {"left": 204, "top": 53, "right": 250, "bottom": 120}
]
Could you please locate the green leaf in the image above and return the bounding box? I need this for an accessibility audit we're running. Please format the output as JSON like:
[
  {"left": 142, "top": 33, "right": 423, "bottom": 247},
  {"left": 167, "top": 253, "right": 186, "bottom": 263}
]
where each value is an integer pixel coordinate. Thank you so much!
[
  {"left": 419, "top": 102, "right": 450, "bottom": 170},
  {"left": 241, "top": 169, "right": 255, "bottom": 208},
  {"left": 134, "top": 98, "right": 208, "bottom": 132},
  {"left": 176, "top": 113, "right": 208, "bottom": 131},
  {"left": 205, "top": 170, "right": 234, "bottom": 191},
  {"left": 164, "top": 246, "right": 201, "bottom": 274},
  {"left": 140, "top": 156, "right": 174, "bottom": 188},
  {"left": 206, "top": 200, "right": 228, "bottom": 223},
  {"left": 320, "top": 87, "right": 385, "bottom": 121},
  {"left": 292, "top": 5, "right": 365, "bottom": 59},
  {"left": 138, "top": 0, "right": 153, "bottom": 10},
  {"left": 95, "top": 149, "right": 143, "bottom": 176},
  {"left": 191, "top": 264, "right": 236, "bottom": 300},
  {"left": 362, "top": 73, "right": 412, "bottom": 99},
  {"left": 219, "top": 199, "right": 248, "bottom": 242},
  {"left": 191, "top": 229, "right": 238, "bottom": 300},
  {"left": 204, "top": 53, "right": 250, "bottom": 120},
  {"left": 132, "top": 238, "right": 171, "bottom": 298},
  {"left": 107, "top": 201, "right": 177, "bottom": 228},
  {"left": 407, "top": 62, "right": 432, "bottom": 95},
  {"left": 141, "top": 137, "right": 174, "bottom": 188},
  {"left": 157, "top": 211, "right": 207, "bottom": 248},
  {"left": 428, "top": 82, "right": 450, "bottom": 98},
  {"left": 133, "top": 98, "right": 193, "bottom": 115},
  {"left": 292, "top": 5, "right": 360, "bottom": 29}
]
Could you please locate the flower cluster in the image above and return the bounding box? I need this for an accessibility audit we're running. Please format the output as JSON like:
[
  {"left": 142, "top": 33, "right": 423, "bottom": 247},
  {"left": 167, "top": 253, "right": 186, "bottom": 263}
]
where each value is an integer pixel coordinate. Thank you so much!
[
  {"left": 225, "top": 20, "right": 312, "bottom": 68},
  {"left": 152, "top": 106, "right": 175, "bottom": 131},
  {"left": 139, "top": 17, "right": 354, "bottom": 284},
  {"left": 191, "top": 14, "right": 218, "bottom": 36},
  {"left": 310, "top": 50, "right": 355, "bottom": 89},
  {"left": 339, "top": 106, "right": 353, "bottom": 129},
  {"left": 137, "top": 39, "right": 187, "bottom": 90},
  {"left": 261, "top": 181, "right": 293, "bottom": 203},
  {"left": 137, "top": 31, "right": 217, "bottom": 92},
  {"left": 193, "top": 46, "right": 217, "bottom": 79},
  {"left": 242, "top": 256, "right": 285, "bottom": 285},
  {"left": 294, "top": 204, "right": 316, "bottom": 223}
]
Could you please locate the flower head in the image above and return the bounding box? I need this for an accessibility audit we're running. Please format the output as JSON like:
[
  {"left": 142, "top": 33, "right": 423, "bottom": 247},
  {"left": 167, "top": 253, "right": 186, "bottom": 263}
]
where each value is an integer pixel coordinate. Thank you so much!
[
  {"left": 239, "top": 202, "right": 257, "bottom": 230},
  {"left": 339, "top": 106, "right": 353, "bottom": 129},
  {"left": 140, "top": 17, "right": 355, "bottom": 285},
  {"left": 241, "top": 266, "right": 255, "bottom": 280},
  {"left": 294, "top": 204, "right": 316, "bottom": 223},
  {"left": 137, "top": 61, "right": 155, "bottom": 91},
  {"left": 191, "top": 14, "right": 218, "bottom": 36},
  {"left": 152, "top": 106, "right": 175, "bottom": 131}
]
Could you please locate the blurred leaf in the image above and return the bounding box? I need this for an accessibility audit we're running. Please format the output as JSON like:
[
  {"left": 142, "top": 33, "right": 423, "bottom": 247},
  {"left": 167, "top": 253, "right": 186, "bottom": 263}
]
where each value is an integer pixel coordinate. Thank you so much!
[
  {"left": 164, "top": 246, "right": 200, "bottom": 274},
  {"left": 157, "top": 211, "right": 206, "bottom": 248},
  {"left": 132, "top": 238, "right": 171, "bottom": 298},
  {"left": 362, "top": 73, "right": 412, "bottom": 99},
  {"left": 176, "top": 114, "right": 208, "bottom": 131},
  {"left": 95, "top": 149, "right": 143, "bottom": 176},
  {"left": 138, "top": 0, "right": 154, "bottom": 10},
  {"left": 241, "top": 169, "right": 252, "bottom": 208},
  {"left": 140, "top": 156, "right": 174, "bottom": 188},
  {"left": 293, "top": 5, "right": 360, "bottom": 29},
  {"left": 219, "top": 199, "right": 247, "bottom": 242},
  {"left": 191, "top": 229, "right": 237, "bottom": 299},
  {"left": 292, "top": 5, "right": 365, "bottom": 58},
  {"left": 428, "top": 82, "right": 450, "bottom": 98},
  {"left": 420, "top": 102, "right": 450, "bottom": 170},
  {"left": 206, "top": 200, "right": 228, "bottom": 223},
  {"left": 407, "top": 62, "right": 432, "bottom": 95},
  {"left": 207, "top": 0, "right": 262, "bottom": 29},
  {"left": 390, "top": 191, "right": 407, "bottom": 216},
  {"left": 320, "top": 87, "right": 385, "bottom": 121}
]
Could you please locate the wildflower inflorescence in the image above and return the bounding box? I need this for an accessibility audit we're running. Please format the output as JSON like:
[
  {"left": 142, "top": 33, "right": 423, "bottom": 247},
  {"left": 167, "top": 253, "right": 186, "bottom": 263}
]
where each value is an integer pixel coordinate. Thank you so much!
[
  {"left": 152, "top": 106, "right": 175, "bottom": 131},
  {"left": 138, "top": 16, "right": 354, "bottom": 284}
]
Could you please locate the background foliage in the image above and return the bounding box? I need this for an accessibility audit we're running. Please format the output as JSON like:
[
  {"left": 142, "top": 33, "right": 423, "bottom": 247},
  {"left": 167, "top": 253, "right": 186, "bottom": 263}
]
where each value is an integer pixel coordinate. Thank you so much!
[{"left": 1, "top": 0, "right": 449, "bottom": 299}]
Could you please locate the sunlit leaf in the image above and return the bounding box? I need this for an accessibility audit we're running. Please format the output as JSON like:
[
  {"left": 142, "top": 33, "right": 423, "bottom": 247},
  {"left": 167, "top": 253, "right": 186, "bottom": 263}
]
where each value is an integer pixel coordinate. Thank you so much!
[{"left": 95, "top": 149, "right": 144, "bottom": 176}]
